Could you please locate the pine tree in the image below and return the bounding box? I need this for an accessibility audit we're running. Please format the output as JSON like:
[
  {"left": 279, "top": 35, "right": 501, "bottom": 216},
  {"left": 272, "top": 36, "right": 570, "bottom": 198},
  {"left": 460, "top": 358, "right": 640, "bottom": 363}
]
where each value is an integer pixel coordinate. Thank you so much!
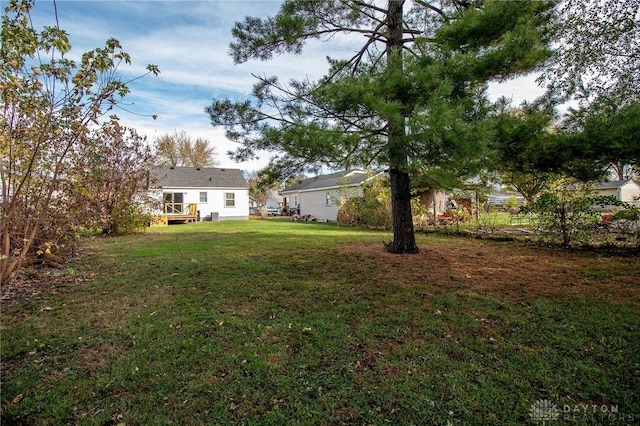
[{"left": 207, "top": 0, "right": 554, "bottom": 253}]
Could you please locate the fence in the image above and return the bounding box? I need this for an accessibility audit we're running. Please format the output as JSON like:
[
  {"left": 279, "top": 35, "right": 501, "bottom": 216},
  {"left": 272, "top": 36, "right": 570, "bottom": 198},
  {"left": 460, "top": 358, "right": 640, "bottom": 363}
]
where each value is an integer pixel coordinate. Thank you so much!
[{"left": 415, "top": 207, "right": 537, "bottom": 234}]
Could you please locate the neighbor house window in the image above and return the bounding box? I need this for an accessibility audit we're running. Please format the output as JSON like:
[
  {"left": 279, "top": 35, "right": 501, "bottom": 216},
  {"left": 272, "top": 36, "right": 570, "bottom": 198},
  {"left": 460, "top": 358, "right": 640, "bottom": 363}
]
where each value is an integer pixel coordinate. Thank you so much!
[
  {"left": 225, "top": 192, "right": 235, "bottom": 207},
  {"left": 293, "top": 195, "right": 298, "bottom": 207},
  {"left": 326, "top": 191, "right": 333, "bottom": 206},
  {"left": 199, "top": 192, "right": 208, "bottom": 203}
]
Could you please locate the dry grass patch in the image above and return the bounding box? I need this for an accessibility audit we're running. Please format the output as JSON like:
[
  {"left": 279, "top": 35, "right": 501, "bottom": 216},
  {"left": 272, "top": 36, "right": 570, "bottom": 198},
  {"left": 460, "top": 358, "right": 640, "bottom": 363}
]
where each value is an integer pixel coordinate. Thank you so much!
[{"left": 339, "top": 240, "right": 640, "bottom": 303}]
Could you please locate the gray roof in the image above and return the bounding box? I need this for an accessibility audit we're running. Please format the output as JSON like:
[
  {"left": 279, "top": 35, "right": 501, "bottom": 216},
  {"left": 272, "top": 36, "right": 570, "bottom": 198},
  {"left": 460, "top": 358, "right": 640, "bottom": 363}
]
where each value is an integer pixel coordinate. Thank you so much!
[
  {"left": 150, "top": 166, "right": 247, "bottom": 189},
  {"left": 282, "top": 170, "right": 372, "bottom": 193},
  {"left": 592, "top": 180, "right": 636, "bottom": 190}
]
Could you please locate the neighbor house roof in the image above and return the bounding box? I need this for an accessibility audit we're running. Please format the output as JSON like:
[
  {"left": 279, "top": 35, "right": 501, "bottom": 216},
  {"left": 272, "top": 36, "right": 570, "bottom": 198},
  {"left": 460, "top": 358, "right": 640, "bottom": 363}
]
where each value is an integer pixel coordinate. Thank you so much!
[
  {"left": 150, "top": 166, "right": 248, "bottom": 189},
  {"left": 592, "top": 180, "right": 637, "bottom": 190},
  {"left": 282, "top": 170, "right": 375, "bottom": 193},
  {"left": 565, "top": 179, "right": 639, "bottom": 191}
]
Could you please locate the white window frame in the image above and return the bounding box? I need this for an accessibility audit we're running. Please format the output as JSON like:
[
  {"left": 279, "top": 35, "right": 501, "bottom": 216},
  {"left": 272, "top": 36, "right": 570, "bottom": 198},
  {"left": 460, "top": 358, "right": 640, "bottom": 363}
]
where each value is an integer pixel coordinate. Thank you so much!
[
  {"left": 199, "top": 191, "right": 208, "bottom": 203},
  {"left": 224, "top": 192, "right": 235, "bottom": 208}
]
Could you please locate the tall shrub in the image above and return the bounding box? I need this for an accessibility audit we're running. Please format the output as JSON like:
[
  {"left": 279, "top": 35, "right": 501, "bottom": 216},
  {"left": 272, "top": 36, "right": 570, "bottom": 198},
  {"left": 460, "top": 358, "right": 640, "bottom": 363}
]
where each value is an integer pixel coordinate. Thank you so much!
[
  {"left": 1, "top": 0, "right": 159, "bottom": 283},
  {"left": 337, "top": 178, "right": 392, "bottom": 230}
]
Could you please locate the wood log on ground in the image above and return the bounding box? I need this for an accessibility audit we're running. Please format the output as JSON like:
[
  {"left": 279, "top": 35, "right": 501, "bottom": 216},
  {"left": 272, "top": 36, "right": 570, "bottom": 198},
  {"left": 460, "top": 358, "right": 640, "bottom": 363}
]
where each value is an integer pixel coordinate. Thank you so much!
[{"left": 23, "top": 252, "right": 66, "bottom": 269}]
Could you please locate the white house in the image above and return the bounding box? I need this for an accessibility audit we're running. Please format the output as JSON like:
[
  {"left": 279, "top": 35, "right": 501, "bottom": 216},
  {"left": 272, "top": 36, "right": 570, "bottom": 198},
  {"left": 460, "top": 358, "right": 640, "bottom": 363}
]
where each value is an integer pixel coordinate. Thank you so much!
[
  {"left": 281, "top": 170, "right": 379, "bottom": 221},
  {"left": 150, "top": 166, "right": 249, "bottom": 224}
]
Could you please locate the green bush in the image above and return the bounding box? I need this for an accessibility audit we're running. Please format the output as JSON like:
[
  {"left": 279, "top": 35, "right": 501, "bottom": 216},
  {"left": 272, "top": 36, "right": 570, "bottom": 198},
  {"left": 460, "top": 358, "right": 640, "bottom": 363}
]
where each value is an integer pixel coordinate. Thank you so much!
[
  {"left": 527, "top": 191, "right": 640, "bottom": 247},
  {"left": 337, "top": 178, "right": 392, "bottom": 230},
  {"left": 105, "top": 203, "right": 150, "bottom": 235},
  {"left": 613, "top": 206, "right": 640, "bottom": 221},
  {"left": 526, "top": 192, "right": 602, "bottom": 247}
]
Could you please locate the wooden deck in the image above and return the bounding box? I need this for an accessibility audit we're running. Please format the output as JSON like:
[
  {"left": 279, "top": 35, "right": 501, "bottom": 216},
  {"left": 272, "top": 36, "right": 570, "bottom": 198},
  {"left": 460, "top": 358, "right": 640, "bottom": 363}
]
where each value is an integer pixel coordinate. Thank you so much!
[{"left": 151, "top": 203, "right": 198, "bottom": 226}]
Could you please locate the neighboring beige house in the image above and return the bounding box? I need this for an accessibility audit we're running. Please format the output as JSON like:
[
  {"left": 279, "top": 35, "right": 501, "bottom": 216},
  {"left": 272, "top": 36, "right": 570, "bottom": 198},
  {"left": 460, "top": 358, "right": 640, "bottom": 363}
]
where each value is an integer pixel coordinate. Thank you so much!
[
  {"left": 589, "top": 180, "right": 640, "bottom": 205},
  {"left": 281, "top": 170, "right": 380, "bottom": 221},
  {"left": 149, "top": 166, "right": 249, "bottom": 224}
]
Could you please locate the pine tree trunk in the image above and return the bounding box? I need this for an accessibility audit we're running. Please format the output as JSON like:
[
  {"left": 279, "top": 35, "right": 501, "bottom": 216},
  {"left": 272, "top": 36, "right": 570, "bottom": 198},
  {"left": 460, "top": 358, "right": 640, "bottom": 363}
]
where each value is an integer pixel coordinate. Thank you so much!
[{"left": 388, "top": 168, "right": 419, "bottom": 253}]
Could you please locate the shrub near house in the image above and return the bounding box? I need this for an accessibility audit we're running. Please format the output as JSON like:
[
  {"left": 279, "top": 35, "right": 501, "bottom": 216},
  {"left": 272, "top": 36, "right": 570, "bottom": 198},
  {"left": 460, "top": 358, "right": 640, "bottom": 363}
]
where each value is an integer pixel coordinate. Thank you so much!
[{"left": 337, "top": 177, "right": 392, "bottom": 229}]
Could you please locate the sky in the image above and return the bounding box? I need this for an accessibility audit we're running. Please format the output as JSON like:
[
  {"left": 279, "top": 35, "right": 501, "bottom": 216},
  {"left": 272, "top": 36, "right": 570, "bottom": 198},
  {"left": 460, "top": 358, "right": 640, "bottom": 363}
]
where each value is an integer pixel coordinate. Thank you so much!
[{"left": 26, "top": 0, "right": 547, "bottom": 172}]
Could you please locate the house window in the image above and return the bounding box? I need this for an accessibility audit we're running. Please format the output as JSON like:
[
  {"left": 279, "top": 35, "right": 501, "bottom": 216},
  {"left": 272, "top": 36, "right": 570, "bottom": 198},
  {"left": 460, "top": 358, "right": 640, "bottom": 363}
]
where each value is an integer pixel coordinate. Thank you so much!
[
  {"left": 225, "top": 192, "right": 235, "bottom": 208},
  {"left": 293, "top": 195, "right": 298, "bottom": 207},
  {"left": 326, "top": 191, "right": 333, "bottom": 206},
  {"left": 199, "top": 192, "right": 208, "bottom": 203}
]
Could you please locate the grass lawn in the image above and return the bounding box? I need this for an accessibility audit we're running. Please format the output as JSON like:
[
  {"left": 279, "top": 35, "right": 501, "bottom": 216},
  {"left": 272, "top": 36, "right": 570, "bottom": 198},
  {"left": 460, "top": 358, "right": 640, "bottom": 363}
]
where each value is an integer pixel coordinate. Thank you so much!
[{"left": 2, "top": 220, "right": 639, "bottom": 425}]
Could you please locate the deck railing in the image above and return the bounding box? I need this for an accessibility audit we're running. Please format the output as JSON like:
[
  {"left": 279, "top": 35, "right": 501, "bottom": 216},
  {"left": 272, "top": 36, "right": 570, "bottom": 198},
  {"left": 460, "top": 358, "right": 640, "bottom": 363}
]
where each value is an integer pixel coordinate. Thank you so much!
[{"left": 164, "top": 203, "right": 197, "bottom": 215}]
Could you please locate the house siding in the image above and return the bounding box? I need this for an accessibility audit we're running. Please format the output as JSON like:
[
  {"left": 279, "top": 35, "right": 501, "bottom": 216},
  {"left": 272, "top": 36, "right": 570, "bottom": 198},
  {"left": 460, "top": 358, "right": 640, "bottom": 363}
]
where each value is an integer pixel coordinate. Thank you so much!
[
  {"left": 291, "top": 186, "right": 364, "bottom": 221},
  {"left": 620, "top": 183, "right": 640, "bottom": 205},
  {"left": 595, "top": 188, "right": 618, "bottom": 198},
  {"left": 282, "top": 170, "right": 380, "bottom": 221},
  {"left": 589, "top": 182, "right": 640, "bottom": 205},
  {"left": 300, "top": 189, "right": 336, "bottom": 221}
]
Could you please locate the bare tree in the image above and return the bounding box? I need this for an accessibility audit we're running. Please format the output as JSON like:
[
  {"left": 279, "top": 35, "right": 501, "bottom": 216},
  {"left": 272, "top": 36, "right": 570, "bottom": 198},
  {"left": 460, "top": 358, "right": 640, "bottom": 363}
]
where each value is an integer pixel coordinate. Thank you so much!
[{"left": 154, "top": 130, "right": 217, "bottom": 168}]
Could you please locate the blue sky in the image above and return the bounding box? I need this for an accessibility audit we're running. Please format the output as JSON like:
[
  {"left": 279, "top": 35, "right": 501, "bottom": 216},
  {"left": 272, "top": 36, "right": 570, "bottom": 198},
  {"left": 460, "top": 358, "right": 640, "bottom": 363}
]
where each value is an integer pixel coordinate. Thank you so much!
[{"left": 27, "top": 0, "right": 545, "bottom": 172}]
